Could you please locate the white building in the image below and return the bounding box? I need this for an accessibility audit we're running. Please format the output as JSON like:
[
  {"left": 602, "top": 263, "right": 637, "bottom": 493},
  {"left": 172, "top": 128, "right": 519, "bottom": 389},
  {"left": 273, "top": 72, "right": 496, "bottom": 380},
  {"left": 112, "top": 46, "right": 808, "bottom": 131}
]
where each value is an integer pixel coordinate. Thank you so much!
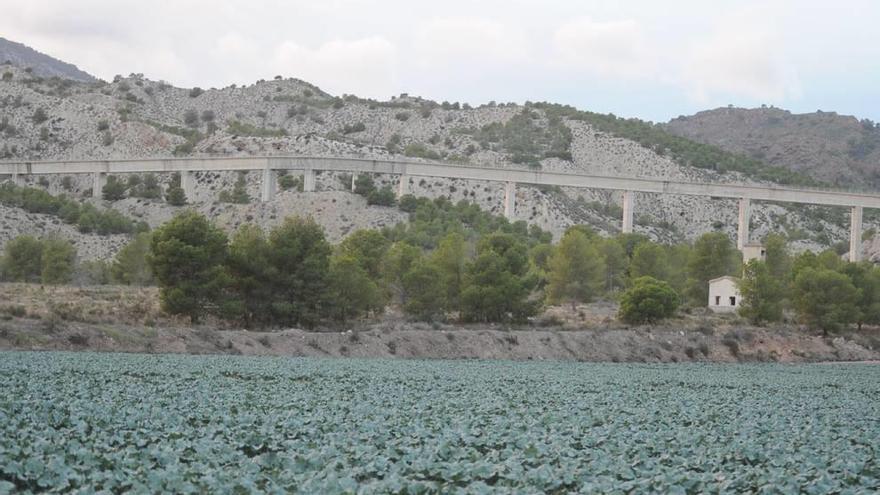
[
  {"left": 742, "top": 243, "right": 766, "bottom": 264},
  {"left": 708, "top": 276, "right": 741, "bottom": 313}
]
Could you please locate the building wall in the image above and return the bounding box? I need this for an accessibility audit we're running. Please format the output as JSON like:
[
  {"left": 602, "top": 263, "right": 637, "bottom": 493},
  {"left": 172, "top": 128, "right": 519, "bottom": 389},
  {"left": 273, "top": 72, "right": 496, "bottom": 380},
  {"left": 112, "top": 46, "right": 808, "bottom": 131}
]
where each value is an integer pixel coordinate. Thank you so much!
[{"left": 708, "top": 277, "right": 740, "bottom": 313}]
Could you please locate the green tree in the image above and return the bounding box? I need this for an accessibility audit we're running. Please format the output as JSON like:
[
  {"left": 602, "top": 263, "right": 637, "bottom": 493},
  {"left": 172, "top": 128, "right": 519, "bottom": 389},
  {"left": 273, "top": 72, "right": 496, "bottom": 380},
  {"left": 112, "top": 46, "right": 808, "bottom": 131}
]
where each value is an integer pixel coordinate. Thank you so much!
[
  {"left": 265, "top": 217, "right": 332, "bottom": 327},
  {"left": 461, "top": 233, "right": 535, "bottom": 322},
  {"left": 353, "top": 175, "right": 376, "bottom": 196},
  {"left": 597, "top": 238, "right": 628, "bottom": 292},
  {"left": 618, "top": 276, "right": 679, "bottom": 324},
  {"left": 686, "top": 232, "right": 740, "bottom": 305},
  {"left": 737, "top": 260, "right": 784, "bottom": 325},
  {"left": 40, "top": 238, "right": 76, "bottom": 284},
  {"left": 1, "top": 235, "right": 43, "bottom": 282},
  {"left": 430, "top": 232, "right": 467, "bottom": 311},
  {"left": 841, "top": 262, "right": 880, "bottom": 330},
  {"left": 367, "top": 186, "right": 397, "bottom": 206},
  {"left": 402, "top": 260, "right": 446, "bottom": 321},
  {"left": 327, "top": 254, "right": 383, "bottom": 322},
  {"left": 546, "top": 230, "right": 604, "bottom": 307},
  {"left": 165, "top": 172, "right": 187, "bottom": 206},
  {"left": 102, "top": 175, "right": 127, "bottom": 201},
  {"left": 382, "top": 241, "right": 423, "bottom": 305},
  {"left": 792, "top": 267, "right": 859, "bottom": 334},
  {"left": 148, "top": 211, "right": 229, "bottom": 323},
  {"left": 111, "top": 232, "right": 154, "bottom": 286},
  {"left": 763, "top": 233, "right": 791, "bottom": 282},
  {"left": 222, "top": 225, "right": 273, "bottom": 328},
  {"left": 629, "top": 242, "right": 669, "bottom": 283},
  {"left": 338, "top": 229, "right": 390, "bottom": 280}
]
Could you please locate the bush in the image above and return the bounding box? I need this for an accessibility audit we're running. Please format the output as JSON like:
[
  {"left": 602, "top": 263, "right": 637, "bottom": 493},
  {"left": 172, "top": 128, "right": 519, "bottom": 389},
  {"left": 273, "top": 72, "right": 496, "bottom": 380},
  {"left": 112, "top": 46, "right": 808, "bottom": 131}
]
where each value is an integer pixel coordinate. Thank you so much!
[
  {"left": 367, "top": 186, "right": 396, "bottom": 206},
  {"left": 1, "top": 235, "right": 43, "bottom": 282},
  {"left": 403, "top": 143, "right": 441, "bottom": 160},
  {"left": 219, "top": 173, "right": 250, "bottom": 204},
  {"left": 183, "top": 109, "right": 199, "bottom": 127},
  {"left": 278, "top": 174, "right": 302, "bottom": 192},
  {"left": 97, "top": 120, "right": 109, "bottom": 131},
  {"left": 102, "top": 175, "right": 127, "bottom": 201},
  {"left": 342, "top": 122, "right": 366, "bottom": 134},
  {"left": 394, "top": 112, "right": 411, "bottom": 122},
  {"left": 619, "top": 276, "right": 679, "bottom": 324},
  {"left": 32, "top": 107, "right": 48, "bottom": 124},
  {"left": 189, "top": 87, "right": 204, "bottom": 98},
  {"left": 40, "top": 238, "right": 76, "bottom": 284}
]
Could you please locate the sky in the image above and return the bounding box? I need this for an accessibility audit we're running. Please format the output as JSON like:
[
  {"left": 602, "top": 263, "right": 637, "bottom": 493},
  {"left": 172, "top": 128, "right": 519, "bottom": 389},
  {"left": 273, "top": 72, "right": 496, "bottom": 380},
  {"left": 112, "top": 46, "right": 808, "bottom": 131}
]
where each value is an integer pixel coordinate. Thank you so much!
[{"left": 1, "top": 0, "right": 878, "bottom": 122}]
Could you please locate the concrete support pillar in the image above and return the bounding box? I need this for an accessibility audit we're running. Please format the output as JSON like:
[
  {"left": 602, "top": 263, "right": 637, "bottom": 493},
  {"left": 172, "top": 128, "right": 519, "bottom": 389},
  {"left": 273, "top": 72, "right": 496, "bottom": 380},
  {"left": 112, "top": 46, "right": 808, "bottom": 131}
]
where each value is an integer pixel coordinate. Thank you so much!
[
  {"left": 260, "top": 168, "right": 276, "bottom": 202},
  {"left": 850, "top": 206, "right": 863, "bottom": 262},
  {"left": 303, "top": 169, "right": 316, "bottom": 192},
  {"left": 737, "top": 198, "right": 751, "bottom": 250},
  {"left": 622, "top": 190, "right": 634, "bottom": 233},
  {"left": 92, "top": 172, "right": 106, "bottom": 199},
  {"left": 504, "top": 181, "right": 516, "bottom": 220},
  {"left": 351, "top": 173, "right": 357, "bottom": 193},
  {"left": 398, "top": 175, "right": 409, "bottom": 199},
  {"left": 180, "top": 171, "right": 196, "bottom": 202},
  {"left": 10, "top": 172, "right": 23, "bottom": 187}
]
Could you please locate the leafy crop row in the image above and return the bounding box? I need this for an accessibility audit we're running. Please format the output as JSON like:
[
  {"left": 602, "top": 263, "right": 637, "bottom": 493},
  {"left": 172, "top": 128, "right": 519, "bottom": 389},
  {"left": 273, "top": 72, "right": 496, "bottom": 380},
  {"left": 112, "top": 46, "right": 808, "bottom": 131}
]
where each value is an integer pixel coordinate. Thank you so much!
[{"left": 0, "top": 353, "right": 878, "bottom": 493}]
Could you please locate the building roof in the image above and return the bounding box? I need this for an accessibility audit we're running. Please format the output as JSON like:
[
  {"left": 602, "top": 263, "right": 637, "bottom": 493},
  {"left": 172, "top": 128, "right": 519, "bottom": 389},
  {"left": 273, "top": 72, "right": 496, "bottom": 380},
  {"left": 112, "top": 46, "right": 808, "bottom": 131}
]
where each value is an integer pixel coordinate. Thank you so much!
[{"left": 708, "top": 275, "right": 741, "bottom": 284}]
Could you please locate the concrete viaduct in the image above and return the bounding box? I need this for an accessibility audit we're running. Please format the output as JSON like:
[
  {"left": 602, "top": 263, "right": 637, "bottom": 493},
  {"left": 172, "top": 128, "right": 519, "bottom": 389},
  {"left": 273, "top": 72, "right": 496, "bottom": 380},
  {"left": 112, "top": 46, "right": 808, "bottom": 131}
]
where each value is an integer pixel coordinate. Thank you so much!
[{"left": 2, "top": 155, "right": 878, "bottom": 262}]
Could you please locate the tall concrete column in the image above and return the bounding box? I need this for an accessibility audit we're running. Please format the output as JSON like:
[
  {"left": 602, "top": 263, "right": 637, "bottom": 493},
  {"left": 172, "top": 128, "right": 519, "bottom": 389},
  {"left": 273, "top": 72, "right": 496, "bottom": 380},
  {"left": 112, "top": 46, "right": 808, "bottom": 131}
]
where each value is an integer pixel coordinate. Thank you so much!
[
  {"left": 737, "top": 198, "right": 751, "bottom": 250},
  {"left": 504, "top": 181, "right": 516, "bottom": 220},
  {"left": 850, "top": 205, "right": 863, "bottom": 262},
  {"left": 92, "top": 172, "right": 106, "bottom": 199},
  {"left": 622, "top": 190, "right": 634, "bottom": 233},
  {"left": 351, "top": 173, "right": 357, "bottom": 192},
  {"left": 180, "top": 171, "right": 196, "bottom": 202},
  {"left": 398, "top": 175, "right": 409, "bottom": 198},
  {"left": 303, "top": 169, "right": 316, "bottom": 192},
  {"left": 260, "top": 168, "right": 276, "bottom": 202},
  {"left": 10, "top": 172, "right": 23, "bottom": 187}
]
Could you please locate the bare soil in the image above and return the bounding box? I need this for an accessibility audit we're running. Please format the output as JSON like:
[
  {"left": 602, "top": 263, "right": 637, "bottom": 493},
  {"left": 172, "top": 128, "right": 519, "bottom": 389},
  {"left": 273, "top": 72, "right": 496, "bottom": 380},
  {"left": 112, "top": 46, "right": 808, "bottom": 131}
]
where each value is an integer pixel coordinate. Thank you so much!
[{"left": 1, "top": 283, "right": 879, "bottom": 363}]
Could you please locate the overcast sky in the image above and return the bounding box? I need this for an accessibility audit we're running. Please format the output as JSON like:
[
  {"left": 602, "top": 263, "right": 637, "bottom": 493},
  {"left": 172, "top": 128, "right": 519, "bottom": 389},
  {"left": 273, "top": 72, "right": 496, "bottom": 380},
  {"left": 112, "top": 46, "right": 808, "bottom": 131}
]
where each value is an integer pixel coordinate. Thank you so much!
[{"left": 2, "top": 0, "right": 878, "bottom": 122}]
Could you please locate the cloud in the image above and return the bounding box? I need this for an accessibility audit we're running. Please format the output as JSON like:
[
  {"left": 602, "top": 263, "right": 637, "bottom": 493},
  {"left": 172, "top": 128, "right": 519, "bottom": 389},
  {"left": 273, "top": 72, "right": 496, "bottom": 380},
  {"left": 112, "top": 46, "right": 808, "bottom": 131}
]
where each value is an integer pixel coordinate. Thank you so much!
[
  {"left": 272, "top": 37, "right": 399, "bottom": 98},
  {"left": 551, "top": 17, "right": 655, "bottom": 79},
  {"left": 413, "top": 18, "right": 526, "bottom": 67},
  {"left": 681, "top": 18, "right": 802, "bottom": 103}
]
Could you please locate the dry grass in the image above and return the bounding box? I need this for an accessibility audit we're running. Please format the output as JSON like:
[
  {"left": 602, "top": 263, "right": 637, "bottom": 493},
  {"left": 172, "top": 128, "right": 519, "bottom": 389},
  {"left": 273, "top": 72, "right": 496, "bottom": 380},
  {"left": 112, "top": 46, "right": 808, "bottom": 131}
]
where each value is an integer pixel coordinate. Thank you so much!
[{"left": 0, "top": 283, "right": 174, "bottom": 326}]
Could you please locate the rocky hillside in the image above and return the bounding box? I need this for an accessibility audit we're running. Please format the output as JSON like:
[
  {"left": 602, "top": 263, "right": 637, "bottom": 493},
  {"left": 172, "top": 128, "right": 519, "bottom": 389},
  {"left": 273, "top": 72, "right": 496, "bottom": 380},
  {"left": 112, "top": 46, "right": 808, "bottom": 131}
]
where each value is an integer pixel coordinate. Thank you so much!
[
  {"left": 0, "top": 38, "right": 96, "bottom": 83},
  {"left": 665, "top": 106, "right": 880, "bottom": 189},
  {"left": 0, "top": 46, "right": 877, "bottom": 262}
]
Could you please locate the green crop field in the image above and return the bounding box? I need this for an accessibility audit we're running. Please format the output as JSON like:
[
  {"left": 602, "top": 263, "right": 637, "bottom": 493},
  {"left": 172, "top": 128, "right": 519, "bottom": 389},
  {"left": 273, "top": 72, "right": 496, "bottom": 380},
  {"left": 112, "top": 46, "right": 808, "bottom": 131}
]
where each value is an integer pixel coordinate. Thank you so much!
[{"left": 0, "top": 352, "right": 878, "bottom": 493}]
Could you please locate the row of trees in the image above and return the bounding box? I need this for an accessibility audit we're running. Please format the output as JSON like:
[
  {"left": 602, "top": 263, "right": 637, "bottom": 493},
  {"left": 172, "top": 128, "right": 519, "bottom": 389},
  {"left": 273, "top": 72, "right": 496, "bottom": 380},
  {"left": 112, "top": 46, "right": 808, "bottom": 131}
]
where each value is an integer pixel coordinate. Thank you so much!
[
  {"left": 738, "top": 235, "right": 880, "bottom": 332},
  {"left": 3, "top": 193, "right": 876, "bottom": 332},
  {"left": 0, "top": 183, "right": 148, "bottom": 235}
]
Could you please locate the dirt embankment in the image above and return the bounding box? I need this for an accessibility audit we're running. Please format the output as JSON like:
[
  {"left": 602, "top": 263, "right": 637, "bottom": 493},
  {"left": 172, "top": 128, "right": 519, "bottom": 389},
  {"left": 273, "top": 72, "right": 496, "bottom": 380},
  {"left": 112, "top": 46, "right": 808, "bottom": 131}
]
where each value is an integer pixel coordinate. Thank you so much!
[{"left": 1, "top": 283, "right": 879, "bottom": 363}]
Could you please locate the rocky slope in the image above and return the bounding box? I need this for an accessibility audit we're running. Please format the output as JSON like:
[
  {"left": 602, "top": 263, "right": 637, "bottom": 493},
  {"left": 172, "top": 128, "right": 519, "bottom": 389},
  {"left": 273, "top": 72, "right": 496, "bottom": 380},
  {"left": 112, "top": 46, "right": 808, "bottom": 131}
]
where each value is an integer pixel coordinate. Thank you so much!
[
  {"left": 0, "top": 38, "right": 96, "bottom": 82},
  {"left": 0, "top": 52, "right": 877, "bottom": 261},
  {"left": 665, "top": 106, "right": 880, "bottom": 189}
]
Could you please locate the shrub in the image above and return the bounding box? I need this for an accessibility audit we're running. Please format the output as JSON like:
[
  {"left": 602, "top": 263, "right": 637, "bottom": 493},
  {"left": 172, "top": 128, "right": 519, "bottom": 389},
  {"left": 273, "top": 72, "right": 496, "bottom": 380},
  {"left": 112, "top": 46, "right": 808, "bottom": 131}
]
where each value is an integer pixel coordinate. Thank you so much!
[
  {"left": 102, "top": 175, "right": 127, "bottom": 201},
  {"left": 32, "top": 107, "right": 48, "bottom": 124},
  {"left": 342, "top": 122, "right": 366, "bottom": 134},
  {"left": 367, "top": 186, "right": 396, "bottom": 206},
  {"left": 394, "top": 112, "right": 411, "bottom": 122},
  {"left": 40, "top": 238, "right": 76, "bottom": 284},
  {"left": 189, "top": 87, "right": 204, "bottom": 98},
  {"left": 619, "top": 276, "right": 679, "bottom": 324},
  {"left": 183, "top": 109, "right": 199, "bottom": 127},
  {"left": 1, "top": 71, "right": 12, "bottom": 81},
  {"left": 97, "top": 120, "right": 109, "bottom": 131},
  {"left": 1, "top": 235, "right": 43, "bottom": 282},
  {"left": 278, "top": 174, "right": 302, "bottom": 192},
  {"left": 404, "top": 143, "right": 441, "bottom": 160}
]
